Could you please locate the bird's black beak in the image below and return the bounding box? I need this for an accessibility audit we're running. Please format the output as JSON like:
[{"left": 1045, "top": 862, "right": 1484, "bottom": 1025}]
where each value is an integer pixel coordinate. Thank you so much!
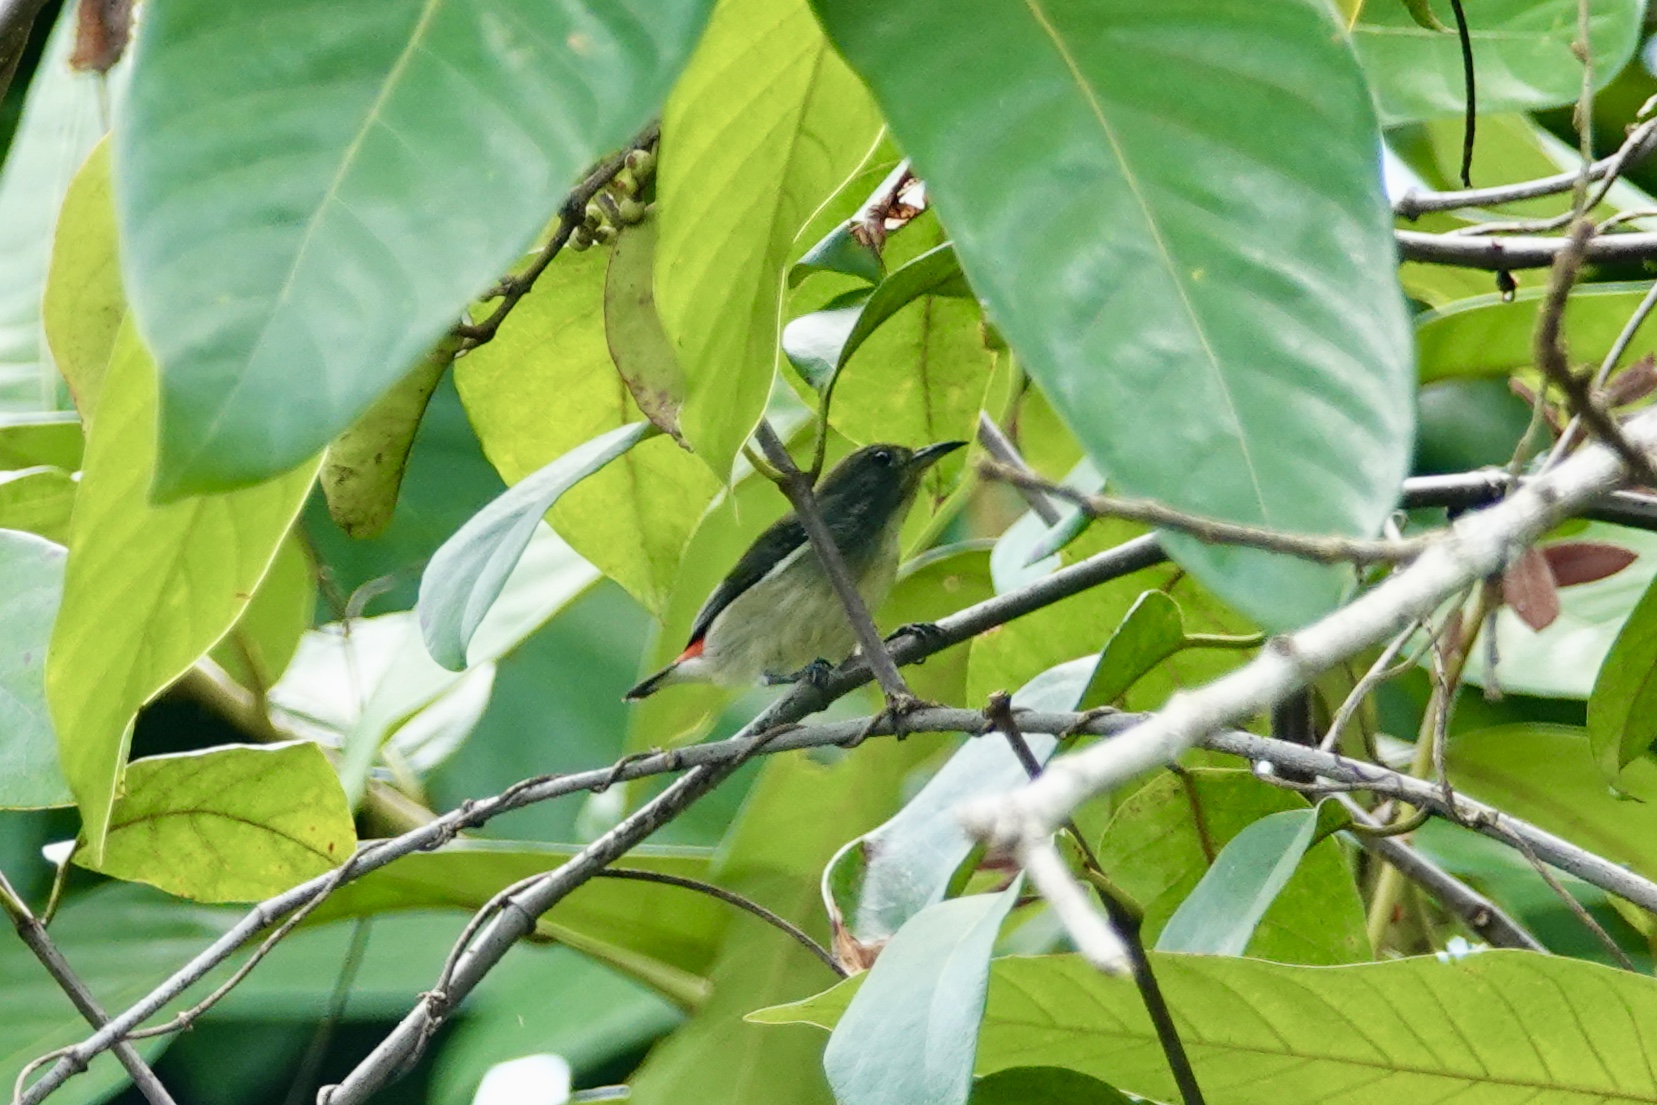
[{"left": 912, "top": 440, "right": 967, "bottom": 470}]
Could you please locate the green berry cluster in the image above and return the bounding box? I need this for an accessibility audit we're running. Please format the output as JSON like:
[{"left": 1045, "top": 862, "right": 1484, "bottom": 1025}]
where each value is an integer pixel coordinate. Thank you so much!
[{"left": 571, "top": 146, "right": 656, "bottom": 250}]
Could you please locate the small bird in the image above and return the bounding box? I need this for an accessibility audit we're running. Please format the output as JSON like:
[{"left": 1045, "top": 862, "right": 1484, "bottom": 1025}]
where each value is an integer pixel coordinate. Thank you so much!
[{"left": 625, "top": 441, "right": 965, "bottom": 700}]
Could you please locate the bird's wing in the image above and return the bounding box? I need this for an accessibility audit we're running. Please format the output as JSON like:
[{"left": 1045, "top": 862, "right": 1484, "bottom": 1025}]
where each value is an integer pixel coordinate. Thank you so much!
[{"left": 685, "top": 513, "right": 809, "bottom": 648}]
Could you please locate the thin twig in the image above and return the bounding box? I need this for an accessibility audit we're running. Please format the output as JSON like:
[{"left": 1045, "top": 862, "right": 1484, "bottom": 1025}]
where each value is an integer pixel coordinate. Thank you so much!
[
  {"left": 1395, "top": 117, "right": 1657, "bottom": 218},
  {"left": 1334, "top": 796, "right": 1544, "bottom": 952},
  {"left": 753, "top": 420, "right": 913, "bottom": 703},
  {"left": 1503, "top": 826, "right": 1636, "bottom": 970},
  {"left": 595, "top": 869, "right": 844, "bottom": 978},
  {"left": 1533, "top": 220, "right": 1657, "bottom": 487},
  {"left": 1449, "top": 0, "right": 1476, "bottom": 188},
  {"left": 1548, "top": 278, "right": 1657, "bottom": 463},
  {"left": 981, "top": 460, "right": 1429, "bottom": 565},
  {"left": 1571, "top": 0, "right": 1596, "bottom": 218},
  {"left": 976, "top": 413, "right": 1060, "bottom": 525},
  {"left": 985, "top": 696, "right": 1205, "bottom": 1105},
  {"left": 0, "top": 871, "right": 176, "bottom": 1105},
  {"left": 451, "top": 122, "right": 659, "bottom": 350}
]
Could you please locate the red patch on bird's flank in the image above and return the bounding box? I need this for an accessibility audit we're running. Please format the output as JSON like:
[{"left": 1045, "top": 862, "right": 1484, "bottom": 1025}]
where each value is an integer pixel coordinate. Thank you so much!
[{"left": 676, "top": 638, "right": 706, "bottom": 663}]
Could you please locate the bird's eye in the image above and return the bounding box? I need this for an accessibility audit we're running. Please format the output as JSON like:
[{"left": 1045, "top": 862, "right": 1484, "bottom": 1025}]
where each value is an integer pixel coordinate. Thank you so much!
[{"left": 871, "top": 448, "right": 893, "bottom": 466}]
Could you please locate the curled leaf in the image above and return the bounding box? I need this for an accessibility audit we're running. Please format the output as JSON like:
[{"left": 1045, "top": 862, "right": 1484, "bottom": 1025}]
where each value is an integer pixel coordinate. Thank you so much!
[{"left": 1502, "top": 546, "right": 1560, "bottom": 631}]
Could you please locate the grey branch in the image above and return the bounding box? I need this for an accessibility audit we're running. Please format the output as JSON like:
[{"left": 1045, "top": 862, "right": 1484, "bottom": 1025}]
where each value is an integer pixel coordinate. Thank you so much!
[
  {"left": 1396, "top": 226, "right": 1657, "bottom": 270},
  {"left": 962, "top": 406, "right": 1657, "bottom": 945},
  {"left": 1393, "top": 117, "right": 1657, "bottom": 219},
  {"left": 0, "top": 873, "right": 176, "bottom": 1105}
]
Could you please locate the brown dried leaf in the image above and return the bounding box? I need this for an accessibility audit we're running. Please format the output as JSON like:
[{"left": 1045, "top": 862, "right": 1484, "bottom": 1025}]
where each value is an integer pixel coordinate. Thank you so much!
[
  {"left": 1502, "top": 546, "right": 1561, "bottom": 631},
  {"left": 1542, "top": 541, "right": 1638, "bottom": 588},
  {"left": 1605, "top": 353, "right": 1657, "bottom": 408}
]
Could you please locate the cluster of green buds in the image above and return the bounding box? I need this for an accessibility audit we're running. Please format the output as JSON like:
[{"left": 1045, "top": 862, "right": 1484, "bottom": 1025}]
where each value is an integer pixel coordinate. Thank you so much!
[{"left": 571, "top": 146, "right": 656, "bottom": 250}]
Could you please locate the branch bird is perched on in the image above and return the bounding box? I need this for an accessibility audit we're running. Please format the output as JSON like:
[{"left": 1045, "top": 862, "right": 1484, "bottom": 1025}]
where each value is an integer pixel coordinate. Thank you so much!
[{"left": 625, "top": 441, "right": 965, "bottom": 700}]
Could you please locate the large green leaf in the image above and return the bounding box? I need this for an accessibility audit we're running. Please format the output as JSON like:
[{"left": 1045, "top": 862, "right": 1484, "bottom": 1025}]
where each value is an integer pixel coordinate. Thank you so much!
[
  {"left": 656, "top": 0, "right": 883, "bottom": 478},
  {"left": 1155, "top": 802, "right": 1346, "bottom": 957},
  {"left": 209, "top": 531, "right": 315, "bottom": 691},
  {"left": 824, "top": 888, "right": 1019, "bottom": 1105},
  {"left": 0, "top": 413, "right": 82, "bottom": 470},
  {"left": 1354, "top": 0, "right": 1645, "bottom": 125},
  {"left": 1589, "top": 576, "right": 1657, "bottom": 777},
  {"left": 0, "top": 467, "right": 76, "bottom": 544},
  {"left": 115, "top": 0, "right": 715, "bottom": 496},
  {"left": 75, "top": 742, "right": 355, "bottom": 901},
  {"left": 418, "top": 421, "right": 650, "bottom": 670},
  {"left": 45, "top": 322, "right": 318, "bottom": 859},
  {"left": 455, "top": 243, "right": 719, "bottom": 617},
  {"left": 814, "top": 0, "right": 1413, "bottom": 632},
  {"left": 1449, "top": 723, "right": 1657, "bottom": 881},
  {"left": 0, "top": 530, "right": 71, "bottom": 808},
  {"left": 0, "top": 0, "right": 107, "bottom": 413},
  {"left": 760, "top": 951, "right": 1657, "bottom": 1104},
  {"left": 1417, "top": 283, "right": 1657, "bottom": 384},
  {"left": 41, "top": 139, "right": 122, "bottom": 423},
  {"left": 1096, "top": 769, "right": 1369, "bottom": 964}
]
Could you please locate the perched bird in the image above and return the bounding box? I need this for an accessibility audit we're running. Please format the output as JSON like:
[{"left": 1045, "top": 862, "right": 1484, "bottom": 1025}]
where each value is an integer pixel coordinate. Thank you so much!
[{"left": 625, "top": 441, "right": 965, "bottom": 700}]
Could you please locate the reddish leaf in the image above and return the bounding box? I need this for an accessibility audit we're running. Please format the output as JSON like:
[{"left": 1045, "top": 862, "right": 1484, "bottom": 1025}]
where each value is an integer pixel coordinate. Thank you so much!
[
  {"left": 1542, "top": 541, "right": 1638, "bottom": 588},
  {"left": 70, "top": 0, "right": 132, "bottom": 73},
  {"left": 1502, "top": 547, "right": 1561, "bottom": 631}
]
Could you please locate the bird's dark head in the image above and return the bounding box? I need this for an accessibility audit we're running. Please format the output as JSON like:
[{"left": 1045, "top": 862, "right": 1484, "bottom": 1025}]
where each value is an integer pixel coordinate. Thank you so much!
[{"left": 813, "top": 441, "right": 967, "bottom": 549}]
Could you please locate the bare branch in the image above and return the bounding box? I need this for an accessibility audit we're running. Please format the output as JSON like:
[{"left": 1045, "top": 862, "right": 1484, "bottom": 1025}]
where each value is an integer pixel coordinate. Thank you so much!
[
  {"left": 1394, "top": 117, "right": 1657, "bottom": 219},
  {"left": 961, "top": 406, "right": 1657, "bottom": 939},
  {"left": 981, "top": 460, "right": 1429, "bottom": 565},
  {"left": 1532, "top": 220, "right": 1657, "bottom": 487},
  {"left": 0, "top": 872, "right": 176, "bottom": 1105},
  {"left": 976, "top": 413, "right": 1061, "bottom": 525}
]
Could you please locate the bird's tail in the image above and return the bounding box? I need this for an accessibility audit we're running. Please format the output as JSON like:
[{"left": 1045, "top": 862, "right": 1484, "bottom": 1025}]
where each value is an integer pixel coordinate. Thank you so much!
[{"left": 623, "top": 663, "right": 678, "bottom": 701}]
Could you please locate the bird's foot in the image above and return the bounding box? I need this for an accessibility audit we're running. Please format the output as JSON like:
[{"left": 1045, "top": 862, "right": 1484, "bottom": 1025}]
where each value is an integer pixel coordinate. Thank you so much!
[
  {"left": 765, "top": 658, "right": 835, "bottom": 690},
  {"left": 885, "top": 621, "right": 947, "bottom": 662}
]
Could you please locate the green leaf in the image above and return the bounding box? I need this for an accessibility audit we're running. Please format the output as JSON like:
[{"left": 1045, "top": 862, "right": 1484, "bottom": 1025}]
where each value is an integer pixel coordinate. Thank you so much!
[
  {"left": 767, "top": 951, "right": 1657, "bottom": 1104},
  {"left": 1097, "top": 769, "right": 1369, "bottom": 964},
  {"left": 418, "top": 421, "right": 650, "bottom": 670},
  {"left": 967, "top": 1068, "right": 1132, "bottom": 1105},
  {"left": 115, "top": 0, "right": 715, "bottom": 496},
  {"left": 75, "top": 742, "right": 355, "bottom": 901},
  {"left": 792, "top": 223, "right": 885, "bottom": 288},
  {"left": 656, "top": 0, "right": 883, "bottom": 478},
  {"left": 814, "top": 0, "right": 1413, "bottom": 632},
  {"left": 0, "top": 412, "right": 83, "bottom": 470},
  {"left": 0, "top": 467, "right": 77, "bottom": 543},
  {"left": 1589, "top": 576, "right": 1657, "bottom": 777},
  {"left": 0, "top": 0, "right": 108, "bottom": 413},
  {"left": 1155, "top": 803, "right": 1345, "bottom": 956},
  {"left": 1082, "top": 590, "right": 1185, "bottom": 708},
  {"left": 45, "top": 322, "right": 318, "bottom": 860},
  {"left": 308, "top": 841, "right": 725, "bottom": 979},
  {"left": 209, "top": 531, "right": 316, "bottom": 691},
  {"left": 319, "top": 339, "right": 454, "bottom": 540},
  {"left": 283, "top": 525, "right": 597, "bottom": 803},
  {"left": 801, "top": 220, "right": 994, "bottom": 464},
  {"left": 824, "top": 658, "right": 1091, "bottom": 952},
  {"left": 1461, "top": 523, "right": 1657, "bottom": 699},
  {"left": 41, "top": 138, "right": 123, "bottom": 424},
  {"left": 456, "top": 244, "right": 719, "bottom": 617},
  {"left": 1354, "top": 0, "right": 1644, "bottom": 124},
  {"left": 1450, "top": 724, "right": 1657, "bottom": 880},
  {"left": 0, "top": 530, "right": 72, "bottom": 808},
  {"left": 783, "top": 243, "right": 969, "bottom": 392},
  {"left": 824, "top": 887, "right": 1020, "bottom": 1105},
  {"left": 1417, "top": 283, "right": 1657, "bottom": 384},
  {"left": 606, "top": 219, "right": 690, "bottom": 443}
]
